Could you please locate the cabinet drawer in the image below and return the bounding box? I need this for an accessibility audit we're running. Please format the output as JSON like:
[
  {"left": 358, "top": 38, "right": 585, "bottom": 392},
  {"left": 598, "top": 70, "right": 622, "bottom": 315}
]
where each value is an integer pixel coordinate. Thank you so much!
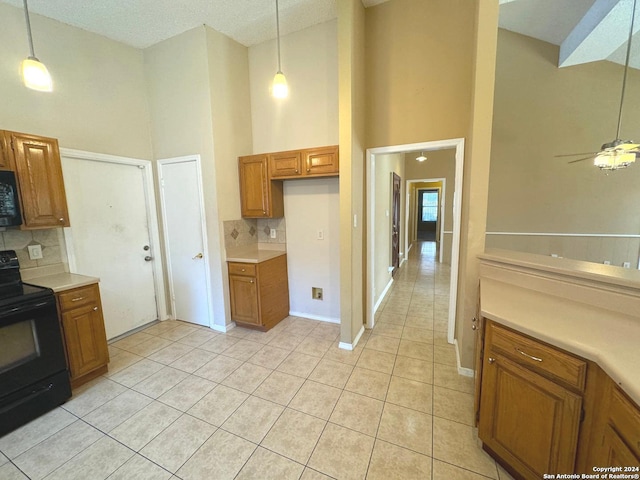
[
  {"left": 609, "top": 387, "right": 640, "bottom": 457},
  {"left": 488, "top": 323, "right": 587, "bottom": 391},
  {"left": 58, "top": 285, "right": 99, "bottom": 311},
  {"left": 228, "top": 262, "right": 257, "bottom": 277}
]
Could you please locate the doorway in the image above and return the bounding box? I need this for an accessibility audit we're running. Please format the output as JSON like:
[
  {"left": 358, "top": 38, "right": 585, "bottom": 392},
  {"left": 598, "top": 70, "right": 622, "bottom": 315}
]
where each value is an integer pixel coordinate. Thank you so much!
[
  {"left": 157, "top": 156, "right": 213, "bottom": 327},
  {"left": 366, "top": 138, "right": 464, "bottom": 344},
  {"left": 60, "top": 149, "right": 167, "bottom": 340},
  {"left": 391, "top": 173, "right": 401, "bottom": 276},
  {"left": 417, "top": 189, "right": 438, "bottom": 241}
]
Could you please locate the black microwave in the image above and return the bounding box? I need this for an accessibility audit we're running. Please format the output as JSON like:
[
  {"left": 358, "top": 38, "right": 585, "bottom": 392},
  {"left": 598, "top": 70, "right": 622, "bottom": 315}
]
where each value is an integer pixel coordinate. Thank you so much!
[{"left": 0, "top": 171, "right": 22, "bottom": 227}]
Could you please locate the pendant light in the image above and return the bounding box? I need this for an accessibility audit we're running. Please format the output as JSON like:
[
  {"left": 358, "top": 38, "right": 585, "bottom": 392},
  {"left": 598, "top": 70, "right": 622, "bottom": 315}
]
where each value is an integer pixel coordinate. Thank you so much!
[
  {"left": 272, "top": 0, "right": 288, "bottom": 98},
  {"left": 416, "top": 152, "right": 427, "bottom": 162},
  {"left": 21, "top": 0, "right": 52, "bottom": 92}
]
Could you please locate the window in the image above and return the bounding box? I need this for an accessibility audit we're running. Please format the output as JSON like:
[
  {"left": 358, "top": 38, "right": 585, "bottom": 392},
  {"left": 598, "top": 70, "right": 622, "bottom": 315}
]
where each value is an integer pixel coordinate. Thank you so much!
[{"left": 421, "top": 191, "right": 438, "bottom": 222}]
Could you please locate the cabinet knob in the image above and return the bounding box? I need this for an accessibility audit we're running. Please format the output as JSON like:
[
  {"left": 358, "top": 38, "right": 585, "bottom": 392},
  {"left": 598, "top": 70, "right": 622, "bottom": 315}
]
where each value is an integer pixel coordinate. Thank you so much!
[
  {"left": 488, "top": 357, "right": 496, "bottom": 364},
  {"left": 250, "top": 280, "right": 254, "bottom": 283},
  {"left": 59, "top": 217, "right": 64, "bottom": 223},
  {"left": 295, "top": 169, "right": 299, "bottom": 173},
  {"left": 472, "top": 316, "right": 477, "bottom": 323},
  {"left": 306, "top": 168, "right": 310, "bottom": 173},
  {"left": 93, "top": 306, "right": 98, "bottom": 311},
  {"left": 263, "top": 211, "right": 266, "bottom": 215},
  {"left": 472, "top": 324, "right": 477, "bottom": 330}
]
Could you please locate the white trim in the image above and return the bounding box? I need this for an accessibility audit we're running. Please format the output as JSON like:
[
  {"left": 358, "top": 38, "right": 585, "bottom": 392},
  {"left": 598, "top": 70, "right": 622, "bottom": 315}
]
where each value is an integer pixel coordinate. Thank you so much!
[
  {"left": 288, "top": 312, "right": 340, "bottom": 324},
  {"left": 212, "top": 321, "right": 236, "bottom": 333},
  {"left": 366, "top": 138, "right": 464, "bottom": 348},
  {"left": 374, "top": 278, "right": 394, "bottom": 313},
  {"left": 59, "top": 148, "right": 168, "bottom": 322},
  {"left": 408, "top": 179, "right": 446, "bottom": 263},
  {"left": 157, "top": 155, "right": 214, "bottom": 329},
  {"left": 487, "top": 231, "right": 640, "bottom": 238},
  {"left": 455, "top": 339, "right": 475, "bottom": 377},
  {"left": 339, "top": 325, "right": 365, "bottom": 351}
]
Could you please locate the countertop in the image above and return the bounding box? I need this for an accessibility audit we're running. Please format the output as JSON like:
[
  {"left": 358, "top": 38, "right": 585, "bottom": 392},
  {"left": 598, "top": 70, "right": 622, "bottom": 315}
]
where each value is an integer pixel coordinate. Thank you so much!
[
  {"left": 226, "top": 244, "right": 287, "bottom": 263},
  {"left": 25, "top": 272, "right": 100, "bottom": 293},
  {"left": 479, "top": 250, "right": 640, "bottom": 405}
]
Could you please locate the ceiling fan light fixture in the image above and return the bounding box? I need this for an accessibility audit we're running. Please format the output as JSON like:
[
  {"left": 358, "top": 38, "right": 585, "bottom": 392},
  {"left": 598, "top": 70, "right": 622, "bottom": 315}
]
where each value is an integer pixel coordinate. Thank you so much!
[
  {"left": 271, "top": 0, "right": 288, "bottom": 99},
  {"left": 21, "top": 0, "right": 52, "bottom": 92},
  {"left": 416, "top": 152, "right": 427, "bottom": 162},
  {"left": 594, "top": 151, "right": 636, "bottom": 171}
]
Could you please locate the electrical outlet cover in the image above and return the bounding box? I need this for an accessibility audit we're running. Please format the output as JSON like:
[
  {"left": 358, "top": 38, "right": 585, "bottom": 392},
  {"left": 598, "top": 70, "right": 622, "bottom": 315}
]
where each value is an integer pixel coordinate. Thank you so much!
[{"left": 28, "top": 244, "right": 43, "bottom": 260}]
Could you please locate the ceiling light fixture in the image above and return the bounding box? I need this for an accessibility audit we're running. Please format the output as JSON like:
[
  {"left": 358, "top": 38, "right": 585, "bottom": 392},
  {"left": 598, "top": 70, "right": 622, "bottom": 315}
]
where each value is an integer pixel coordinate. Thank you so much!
[
  {"left": 416, "top": 152, "right": 427, "bottom": 162},
  {"left": 21, "top": 0, "right": 52, "bottom": 92},
  {"left": 594, "top": 0, "right": 637, "bottom": 170},
  {"left": 271, "top": 0, "right": 288, "bottom": 99}
]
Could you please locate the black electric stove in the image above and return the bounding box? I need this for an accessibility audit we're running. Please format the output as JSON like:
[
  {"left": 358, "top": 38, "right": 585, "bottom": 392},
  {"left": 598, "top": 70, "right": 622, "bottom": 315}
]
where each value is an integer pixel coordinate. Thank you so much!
[{"left": 0, "top": 250, "right": 71, "bottom": 437}]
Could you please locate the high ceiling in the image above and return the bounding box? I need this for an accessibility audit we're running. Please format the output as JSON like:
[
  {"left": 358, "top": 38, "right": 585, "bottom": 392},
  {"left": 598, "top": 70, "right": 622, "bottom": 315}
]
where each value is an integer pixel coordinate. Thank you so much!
[{"left": 2, "top": 0, "right": 638, "bottom": 68}]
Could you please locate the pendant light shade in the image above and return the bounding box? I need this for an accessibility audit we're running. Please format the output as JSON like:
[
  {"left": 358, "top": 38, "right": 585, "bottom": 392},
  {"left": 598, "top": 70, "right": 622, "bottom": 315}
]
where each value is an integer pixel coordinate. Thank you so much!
[
  {"left": 416, "top": 152, "right": 427, "bottom": 162},
  {"left": 21, "top": 56, "right": 52, "bottom": 92},
  {"left": 21, "top": 0, "right": 52, "bottom": 92},
  {"left": 271, "top": 0, "right": 288, "bottom": 98}
]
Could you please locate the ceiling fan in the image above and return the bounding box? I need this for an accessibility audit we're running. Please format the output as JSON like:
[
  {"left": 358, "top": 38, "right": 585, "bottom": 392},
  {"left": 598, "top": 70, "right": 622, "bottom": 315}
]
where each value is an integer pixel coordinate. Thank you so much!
[{"left": 558, "top": 0, "right": 639, "bottom": 171}]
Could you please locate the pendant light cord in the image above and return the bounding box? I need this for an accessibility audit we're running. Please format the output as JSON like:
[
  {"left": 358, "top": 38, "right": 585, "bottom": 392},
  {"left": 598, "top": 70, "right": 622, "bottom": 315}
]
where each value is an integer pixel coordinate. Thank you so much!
[
  {"left": 616, "top": 0, "right": 637, "bottom": 140},
  {"left": 276, "top": 0, "right": 282, "bottom": 73},
  {"left": 23, "top": 0, "right": 36, "bottom": 58}
]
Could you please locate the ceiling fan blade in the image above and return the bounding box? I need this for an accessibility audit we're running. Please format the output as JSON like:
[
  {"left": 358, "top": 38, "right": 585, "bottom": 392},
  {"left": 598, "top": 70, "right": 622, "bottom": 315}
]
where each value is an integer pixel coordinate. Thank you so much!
[
  {"left": 555, "top": 152, "right": 598, "bottom": 158},
  {"left": 568, "top": 156, "right": 593, "bottom": 164}
]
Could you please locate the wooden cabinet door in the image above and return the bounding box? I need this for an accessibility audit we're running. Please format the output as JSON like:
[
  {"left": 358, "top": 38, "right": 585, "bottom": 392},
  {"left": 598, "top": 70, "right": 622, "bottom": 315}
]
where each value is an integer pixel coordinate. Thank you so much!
[
  {"left": 269, "top": 151, "right": 302, "bottom": 178},
  {"left": 229, "top": 275, "right": 260, "bottom": 325},
  {"left": 61, "top": 303, "right": 109, "bottom": 380},
  {"left": 601, "top": 424, "right": 640, "bottom": 467},
  {"left": 303, "top": 146, "right": 339, "bottom": 176},
  {"left": 0, "top": 131, "right": 14, "bottom": 170},
  {"left": 239, "top": 154, "right": 284, "bottom": 218},
  {"left": 10, "top": 132, "right": 70, "bottom": 228},
  {"left": 479, "top": 353, "right": 582, "bottom": 479}
]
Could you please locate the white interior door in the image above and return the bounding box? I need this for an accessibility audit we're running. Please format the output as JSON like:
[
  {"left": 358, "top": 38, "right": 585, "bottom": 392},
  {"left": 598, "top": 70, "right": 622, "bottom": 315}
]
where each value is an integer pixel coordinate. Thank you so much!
[
  {"left": 158, "top": 156, "right": 211, "bottom": 327},
  {"left": 61, "top": 157, "right": 159, "bottom": 339}
]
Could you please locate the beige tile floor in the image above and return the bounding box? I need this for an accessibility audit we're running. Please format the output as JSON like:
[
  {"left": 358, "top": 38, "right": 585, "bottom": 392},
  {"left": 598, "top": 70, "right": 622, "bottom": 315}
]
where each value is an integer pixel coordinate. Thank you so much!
[{"left": 0, "top": 241, "right": 516, "bottom": 480}]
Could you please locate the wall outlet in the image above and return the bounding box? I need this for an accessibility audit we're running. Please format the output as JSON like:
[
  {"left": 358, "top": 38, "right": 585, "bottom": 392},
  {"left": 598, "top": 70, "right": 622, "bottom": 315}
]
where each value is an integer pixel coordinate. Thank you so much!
[
  {"left": 28, "top": 244, "right": 43, "bottom": 260},
  {"left": 317, "top": 229, "right": 324, "bottom": 240},
  {"left": 603, "top": 260, "right": 611, "bottom": 265},
  {"left": 623, "top": 262, "right": 631, "bottom": 268},
  {"left": 312, "top": 287, "right": 323, "bottom": 300},
  {"left": 551, "top": 253, "right": 559, "bottom": 258},
  {"left": 270, "top": 229, "right": 277, "bottom": 239}
]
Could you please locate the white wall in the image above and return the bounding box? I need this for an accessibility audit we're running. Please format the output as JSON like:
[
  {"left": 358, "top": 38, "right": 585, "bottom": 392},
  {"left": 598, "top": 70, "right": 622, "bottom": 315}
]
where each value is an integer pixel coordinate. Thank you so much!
[
  {"left": 284, "top": 178, "right": 340, "bottom": 322},
  {"left": 0, "top": 3, "right": 152, "bottom": 160},
  {"left": 249, "top": 20, "right": 340, "bottom": 321},
  {"left": 374, "top": 153, "right": 405, "bottom": 304},
  {"left": 249, "top": 20, "right": 339, "bottom": 152}
]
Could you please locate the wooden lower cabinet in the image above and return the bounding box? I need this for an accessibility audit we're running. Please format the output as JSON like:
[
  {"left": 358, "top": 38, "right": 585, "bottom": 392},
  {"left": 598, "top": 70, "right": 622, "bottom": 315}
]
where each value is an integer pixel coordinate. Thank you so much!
[
  {"left": 477, "top": 320, "right": 640, "bottom": 477},
  {"left": 57, "top": 283, "right": 109, "bottom": 388},
  {"left": 228, "top": 255, "right": 289, "bottom": 331}
]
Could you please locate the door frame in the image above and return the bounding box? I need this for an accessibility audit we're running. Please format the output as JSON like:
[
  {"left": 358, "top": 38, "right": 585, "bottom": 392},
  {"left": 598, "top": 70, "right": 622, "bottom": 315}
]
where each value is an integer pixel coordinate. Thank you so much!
[
  {"left": 408, "top": 179, "right": 446, "bottom": 263},
  {"left": 157, "top": 155, "right": 214, "bottom": 327},
  {"left": 366, "top": 138, "right": 464, "bottom": 345},
  {"left": 391, "top": 172, "right": 401, "bottom": 277},
  {"left": 59, "top": 148, "right": 168, "bottom": 322}
]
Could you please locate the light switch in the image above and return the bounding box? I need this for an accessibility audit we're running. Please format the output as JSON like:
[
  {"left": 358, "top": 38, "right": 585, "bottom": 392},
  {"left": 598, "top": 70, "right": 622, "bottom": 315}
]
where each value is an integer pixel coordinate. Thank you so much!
[{"left": 317, "top": 229, "right": 324, "bottom": 240}]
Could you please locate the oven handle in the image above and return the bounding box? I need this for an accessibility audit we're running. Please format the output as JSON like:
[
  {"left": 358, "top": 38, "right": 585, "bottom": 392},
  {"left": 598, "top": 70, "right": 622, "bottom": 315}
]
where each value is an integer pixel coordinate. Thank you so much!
[
  {"left": 0, "top": 383, "right": 54, "bottom": 415},
  {"left": 0, "top": 298, "right": 55, "bottom": 317}
]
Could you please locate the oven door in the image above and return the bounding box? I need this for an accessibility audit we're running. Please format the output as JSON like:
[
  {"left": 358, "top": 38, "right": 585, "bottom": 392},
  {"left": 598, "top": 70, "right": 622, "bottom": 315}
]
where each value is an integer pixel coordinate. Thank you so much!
[{"left": 0, "top": 295, "right": 68, "bottom": 398}]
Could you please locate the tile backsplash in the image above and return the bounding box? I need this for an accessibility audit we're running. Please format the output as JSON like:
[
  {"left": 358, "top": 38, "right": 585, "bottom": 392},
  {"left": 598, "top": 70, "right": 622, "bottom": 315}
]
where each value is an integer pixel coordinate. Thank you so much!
[
  {"left": 0, "top": 228, "right": 67, "bottom": 270},
  {"left": 223, "top": 218, "right": 287, "bottom": 250}
]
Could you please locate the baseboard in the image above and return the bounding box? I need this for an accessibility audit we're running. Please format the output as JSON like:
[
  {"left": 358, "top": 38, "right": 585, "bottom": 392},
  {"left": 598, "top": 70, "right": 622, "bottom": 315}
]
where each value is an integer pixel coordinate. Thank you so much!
[
  {"left": 212, "top": 322, "right": 236, "bottom": 333},
  {"left": 288, "top": 311, "right": 340, "bottom": 324},
  {"left": 339, "top": 325, "right": 365, "bottom": 351},
  {"left": 374, "top": 278, "right": 394, "bottom": 313},
  {"left": 454, "top": 339, "right": 475, "bottom": 377}
]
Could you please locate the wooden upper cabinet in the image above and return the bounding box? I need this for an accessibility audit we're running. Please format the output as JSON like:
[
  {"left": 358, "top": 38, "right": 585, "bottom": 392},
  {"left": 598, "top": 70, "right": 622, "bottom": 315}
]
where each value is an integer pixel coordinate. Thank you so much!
[
  {"left": 303, "top": 145, "right": 339, "bottom": 176},
  {"left": 269, "top": 150, "right": 302, "bottom": 178},
  {"left": 0, "top": 132, "right": 14, "bottom": 170},
  {"left": 268, "top": 145, "right": 339, "bottom": 179},
  {"left": 239, "top": 154, "right": 284, "bottom": 218},
  {"left": 9, "top": 132, "right": 70, "bottom": 228}
]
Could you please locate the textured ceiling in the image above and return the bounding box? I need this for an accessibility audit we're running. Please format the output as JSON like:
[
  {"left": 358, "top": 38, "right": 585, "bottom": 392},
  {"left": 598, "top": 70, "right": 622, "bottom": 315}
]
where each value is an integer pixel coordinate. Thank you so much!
[
  {"left": 1, "top": 0, "right": 390, "bottom": 49},
  {"left": 3, "top": 0, "right": 638, "bottom": 69}
]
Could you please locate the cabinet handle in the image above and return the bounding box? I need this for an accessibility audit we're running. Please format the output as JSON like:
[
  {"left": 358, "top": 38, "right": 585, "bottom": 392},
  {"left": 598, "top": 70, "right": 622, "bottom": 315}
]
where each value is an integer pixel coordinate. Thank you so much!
[
  {"left": 488, "top": 357, "right": 495, "bottom": 364},
  {"left": 516, "top": 348, "right": 543, "bottom": 362},
  {"left": 71, "top": 297, "right": 84, "bottom": 302},
  {"left": 93, "top": 306, "right": 98, "bottom": 311}
]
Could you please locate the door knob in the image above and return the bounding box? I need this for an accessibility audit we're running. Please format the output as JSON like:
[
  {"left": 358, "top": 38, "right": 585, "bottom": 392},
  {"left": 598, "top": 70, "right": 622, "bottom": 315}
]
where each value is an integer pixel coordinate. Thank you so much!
[
  {"left": 192, "top": 253, "right": 203, "bottom": 259},
  {"left": 144, "top": 256, "right": 152, "bottom": 261},
  {"left": 143, "top": 245, "right": 150, "bottom": 251}
]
